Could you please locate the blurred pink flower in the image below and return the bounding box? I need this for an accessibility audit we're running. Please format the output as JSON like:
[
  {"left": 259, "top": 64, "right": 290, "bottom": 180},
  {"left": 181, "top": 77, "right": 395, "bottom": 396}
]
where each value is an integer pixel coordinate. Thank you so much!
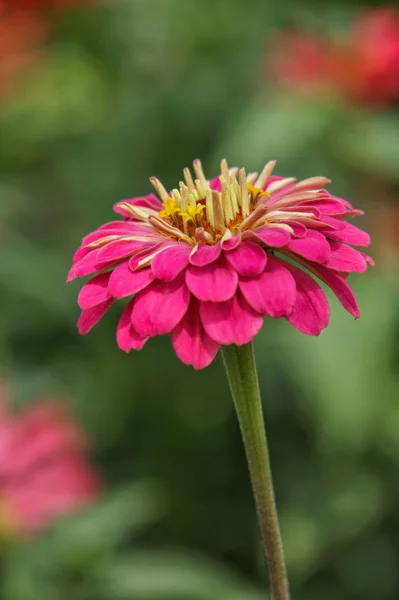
[
  {"left": 68, "top": 159, "right": 372, "bottom": 370},
  {"left": 0, "top": 383, "right": 100, "bottom": 537},
  {"left": 270, "top": 8, "right": 399, "bottom": 106}
]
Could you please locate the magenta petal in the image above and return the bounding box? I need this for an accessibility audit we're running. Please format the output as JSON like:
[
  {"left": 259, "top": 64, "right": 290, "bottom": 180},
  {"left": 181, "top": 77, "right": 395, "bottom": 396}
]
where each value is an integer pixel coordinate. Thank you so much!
[
  {"left": 325, "top": 242, "right": 367, "bottom": 273},
  {"left": 221, "top": 234, "right": 242, "bottom": 251},
  {"left": 117, "top": 301, "right": 149, "bottom": 352},
  {"left": 288, "top": 230, "right": 330, "bottom": 263},
  {"left": 67, "top": 251, "right": 99, "bottom": 282},
  {"left": 225, "top": 242, "right": 267, "bottom": 276},
  {"left": 326, "top": 222, "right": 370, "bottom": 247},
  {"left": 151, "top": 244, "right": 191, "bottom": 281},
  {"left": 209, "top": 176, "right": 222, "bottom": 191},
  {"left": 114, "top": 194, "right": 162, "bottom": 217},
  {"left": 131, "top": 276, "right": 190, "bottom": 337},
  {"left": 189, "top": 243, "right": 222, "bottom": 266},
  {"left": 171, "top": 299, "right": 219, "bottom": 369},
  {"left": 96, "top": 240, "right": 143, "bottom": 265},
  {"left": 186, "top": 257, "right": 238, "bottom": 302},
  {"left": 239, "top": 256, "right": 296, "bottom": 317},
  {"left": 200, "top": 291, "right": 263, "bottom": 346},
  {"left": 310, "top": 264, "right": 360, "bottom": 318},
  {"left": 108, "top": 262, "right": 154, "bottom": 298},
  {"left": 251, "top": 227, "right": 291, "bottom": 248},
  {"left": 77, "top": 299, "right": 113, "bottom": 335},
  {"left": 78, "top": 273, "right": 112, "bottom": 309},
  {"left": 128, "top": 243, "right": 164, "bottom": 270},
  {"left": 284, "top": 264, "right": 330, "bottom": 335}
]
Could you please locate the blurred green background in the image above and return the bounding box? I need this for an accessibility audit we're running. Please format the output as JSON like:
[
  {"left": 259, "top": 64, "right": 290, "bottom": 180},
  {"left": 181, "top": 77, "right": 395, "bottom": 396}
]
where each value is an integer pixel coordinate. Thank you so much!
[{"left": 1, "top": 0, "right": 399, "bottom": 598}]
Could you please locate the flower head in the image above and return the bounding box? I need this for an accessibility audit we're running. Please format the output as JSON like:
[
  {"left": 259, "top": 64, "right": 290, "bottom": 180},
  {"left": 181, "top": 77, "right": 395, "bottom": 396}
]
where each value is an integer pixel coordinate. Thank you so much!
[
  {"left": 0, "top": 383, "right": 100, "bottom": 537},
  {"left": 69, "top": 159, "right": 372, "bottom": 370}
]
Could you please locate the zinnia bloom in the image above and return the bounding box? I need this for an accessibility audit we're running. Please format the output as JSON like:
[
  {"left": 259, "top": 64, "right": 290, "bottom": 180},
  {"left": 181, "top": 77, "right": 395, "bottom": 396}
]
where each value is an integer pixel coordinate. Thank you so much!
[
  {"left": 68, "top": 159, "right": 371, "bottom": 370},
  {"left": 0, "top": 385, "right": 100, "bottom": 536}
]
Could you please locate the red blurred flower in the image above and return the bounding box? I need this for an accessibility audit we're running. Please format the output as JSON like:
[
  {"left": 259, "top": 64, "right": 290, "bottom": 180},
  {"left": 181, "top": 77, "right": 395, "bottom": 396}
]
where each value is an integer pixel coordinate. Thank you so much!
[
  {"left": 0, "top": 7, "right": 47, "bottom": 99},
  {"left": 270, "top": 9, "right": 399, "bottom": 107},
  {"left": 0, "top": 383, "right": 100, "bottom": 537},
  {"left": 1, "top": 0, "right": 89, "bottom": 12}
]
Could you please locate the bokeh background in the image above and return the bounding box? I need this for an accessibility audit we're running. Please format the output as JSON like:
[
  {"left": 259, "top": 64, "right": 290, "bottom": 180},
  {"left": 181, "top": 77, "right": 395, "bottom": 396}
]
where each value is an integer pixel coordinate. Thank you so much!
[{"left": 1, "top": 0, "right": 399, "bottom": 598}]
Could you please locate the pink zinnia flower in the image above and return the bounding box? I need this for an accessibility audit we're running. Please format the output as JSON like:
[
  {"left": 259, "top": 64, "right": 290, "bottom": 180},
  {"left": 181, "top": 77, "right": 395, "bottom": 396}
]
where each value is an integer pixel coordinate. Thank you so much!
[
  {"left": 68, "top": 160, "right": 372, "bottom": 370},
  {"left": 0, "top": 385, "right": 100, "bottom": 537}
]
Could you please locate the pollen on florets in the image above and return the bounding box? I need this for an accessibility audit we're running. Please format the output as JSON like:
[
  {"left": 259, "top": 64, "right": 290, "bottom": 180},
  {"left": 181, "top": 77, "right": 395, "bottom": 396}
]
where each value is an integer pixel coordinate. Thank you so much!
[{"left": 148, "top": 159, "right": 273, "bottom": 243}]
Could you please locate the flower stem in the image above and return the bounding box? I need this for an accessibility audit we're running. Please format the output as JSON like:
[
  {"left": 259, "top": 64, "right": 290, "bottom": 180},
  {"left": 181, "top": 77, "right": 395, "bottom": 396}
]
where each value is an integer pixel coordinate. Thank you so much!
[{"left": 221, "top": 342, "right": 290, "bottom": 600}]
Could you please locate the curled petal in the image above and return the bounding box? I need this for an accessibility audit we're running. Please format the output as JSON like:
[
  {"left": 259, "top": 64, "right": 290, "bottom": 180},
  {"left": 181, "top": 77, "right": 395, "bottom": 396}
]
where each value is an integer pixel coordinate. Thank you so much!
[
  {"left": 190, "top": 242, "right": 222, "bottom": 266},
  {"left": 77, "top": 300, "right": 114, "bottom": 335},
  {"left": 171, "top": 299, "right": 220, "bottom": 369},
  {"left": 250, "top": 226, "right": 291, "bottom": 248},
  {"left": 200, "top": 291, "right": 263, "bottom": 346},
  {"left": 114, "top": 194, "right": 162, "bottom": 218},
  {"left": 131, "top": 275, "right": 190, "bottom": 337},
  {"left": 78, "top": 273, "right": 112, "bottom": 309},
  {"left": 284, "top": 264, "right": 330, "bottom": 335},
  {"left": 186, "top": 257, "right": 238, "bottom": 302},
  {"left": 151, "top": 244, "right": 191, "bottom": 281},
  {"left": 239, "top": 256, "right": 296, "bottom": 317},
  {"left": 225, "top": 242, "right": 267, "bottom": 276},
  {"left": 117, "top": 301, "right": 149, "bottom": 352},
  {"left": 221, "top": 233, "right": 242, "bottom": 251},
  {"left": 108, "top": 263, "right": 154, "bottom": 298}
]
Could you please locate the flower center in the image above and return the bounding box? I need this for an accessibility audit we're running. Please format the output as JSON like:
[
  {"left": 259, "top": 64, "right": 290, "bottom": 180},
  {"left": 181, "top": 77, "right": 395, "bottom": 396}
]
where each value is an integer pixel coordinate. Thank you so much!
[{"left": 151, "top": 160, "right": 271, "bottom": 243}]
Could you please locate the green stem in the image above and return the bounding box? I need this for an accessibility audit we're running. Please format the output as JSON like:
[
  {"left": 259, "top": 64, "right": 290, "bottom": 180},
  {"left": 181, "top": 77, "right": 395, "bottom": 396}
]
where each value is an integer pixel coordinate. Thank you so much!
[{"left": 221, "top": 342, "right": 290, "bottom": 600}]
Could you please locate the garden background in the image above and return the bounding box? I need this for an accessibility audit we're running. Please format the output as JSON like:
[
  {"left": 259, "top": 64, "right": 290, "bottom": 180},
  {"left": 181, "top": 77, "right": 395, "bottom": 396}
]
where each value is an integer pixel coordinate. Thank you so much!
[{"left": 1, "top": 1, "right": 399, "bottom": 598}]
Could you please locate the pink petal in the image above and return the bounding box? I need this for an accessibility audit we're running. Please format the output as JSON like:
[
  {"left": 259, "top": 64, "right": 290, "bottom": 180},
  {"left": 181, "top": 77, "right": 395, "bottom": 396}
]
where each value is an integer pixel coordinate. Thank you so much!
[
  {"left": 186, "top": 257, "right": 238, "bottom": 302},
  {"left": 221, "top": 234, "right": 242, "bottom": 251},
  {"left": 78, "top": 273, "right": 112, "bottom": 309},
  {"left": 209, "top": 176, "right": 222, "bottom": 191},
  {"left": 288, "top": 229, "right": 330, "bottom": 263},
  {"left": 309, "top": 264, "right": 360, "bottom": 318},
  {"left": 324, "top": 242, "right": 367, "bottom": 273},
  {"left": 171, "top": 299, "right": 220, "bottom": 369},
  {"left": 225, "top": 242, "right": 267, "bottom": 277},
  {"left": 200, "top": 291, "right": 263, "bottom": 346},
  {"left": 239, "top": 256, "right": 296, "bottom": 317},
  {"left": 117, "top": 301, "right": 149, "bottom": 352},
  {"left": 128, "top": 243, "right": 165, "bottom": 270},
  {"left": 77, "top": 299, "right": 114, "bottom": 335},
  {"left": 131, "top": 275, "right": 190, "bottom": 337},
  {"left": 285, "top": 221, "right": 307, "bottom": 237},
  {"left": 96, "top": 239, "right": 144, "bottom": 264},
  {"left": 108, "top": 262, "right": 154, "bottom": 298},
  {"left": 250, "top": 227, "right": 291, "bottom": 247},
  {"left": 189, "top": 243, "right": 222, "bottom": 266},
  {"left": 67, "top": 251, "right": 99, "bottom": 282},
  {"left": 151, "top": 243, "right": 191, "bottom": 281},
  {"left": 114, "top": 194, "right": 162, "bottom": 217},
  {"left": 326, "top": 222, "right": 370, "bottom": 247},
  {"left": 284, "top": 264, "right": 330, "bottom": 335},
  {"left": 302, "top": 198, "right": 347, "bottom": 215}
]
